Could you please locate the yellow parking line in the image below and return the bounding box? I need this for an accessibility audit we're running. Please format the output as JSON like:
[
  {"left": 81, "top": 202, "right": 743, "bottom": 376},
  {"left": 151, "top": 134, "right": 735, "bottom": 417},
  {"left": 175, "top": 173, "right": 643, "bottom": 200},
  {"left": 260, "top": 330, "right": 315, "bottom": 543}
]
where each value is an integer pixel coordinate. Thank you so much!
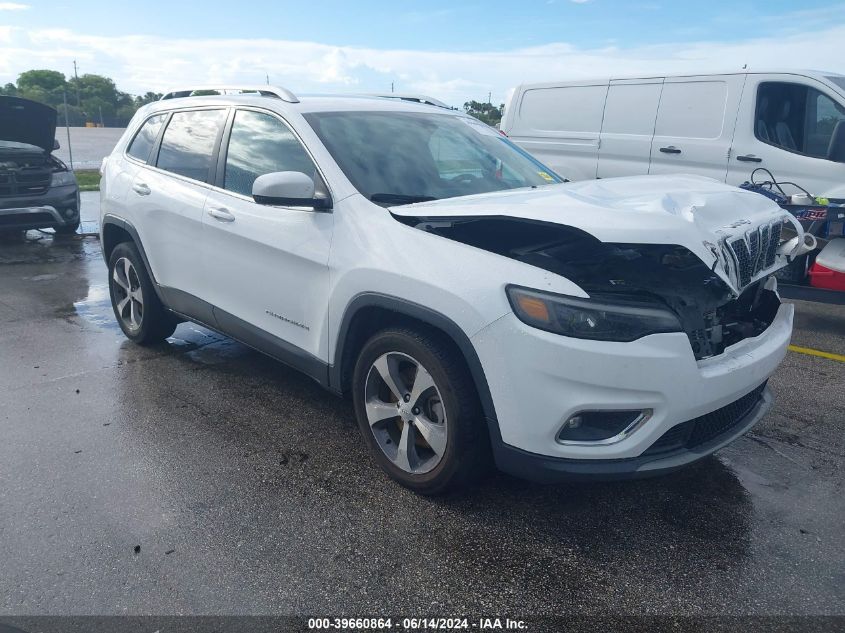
[{"left": 788, "top": 345, "right": 845, "bottom": 363}]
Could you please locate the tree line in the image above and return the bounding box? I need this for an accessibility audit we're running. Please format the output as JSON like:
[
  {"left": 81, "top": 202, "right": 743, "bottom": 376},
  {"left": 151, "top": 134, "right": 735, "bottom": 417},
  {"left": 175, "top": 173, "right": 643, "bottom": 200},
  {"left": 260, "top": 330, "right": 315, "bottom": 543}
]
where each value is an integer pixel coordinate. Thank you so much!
[
  {"left": 0, "top": 69, "right": 162, "bottom": 128},
  {"left": 463, "top": 100, "right": 505, "bottom": 127},
  {"left": 1, "top": 68, "right": 505, "bottom": 128}
]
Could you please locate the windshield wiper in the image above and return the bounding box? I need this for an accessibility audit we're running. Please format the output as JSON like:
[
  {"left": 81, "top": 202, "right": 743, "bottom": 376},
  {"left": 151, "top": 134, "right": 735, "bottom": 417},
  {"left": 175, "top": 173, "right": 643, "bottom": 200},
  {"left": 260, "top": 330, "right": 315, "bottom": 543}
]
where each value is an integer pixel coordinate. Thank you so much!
[{"left": 370, "top": 193, "right": 437, "bottom": 205}]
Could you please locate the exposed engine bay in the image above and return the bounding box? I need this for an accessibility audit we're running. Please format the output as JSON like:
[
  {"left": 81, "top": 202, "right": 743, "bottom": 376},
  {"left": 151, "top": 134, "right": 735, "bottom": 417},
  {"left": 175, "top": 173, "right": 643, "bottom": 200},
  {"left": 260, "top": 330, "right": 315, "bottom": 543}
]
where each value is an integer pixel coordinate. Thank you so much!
[
  {"left": 0, "top": 150, "right": 60, "bottom": 198},
  {"left": 397, "top": 216, "right": 782, "bottom": 360}
]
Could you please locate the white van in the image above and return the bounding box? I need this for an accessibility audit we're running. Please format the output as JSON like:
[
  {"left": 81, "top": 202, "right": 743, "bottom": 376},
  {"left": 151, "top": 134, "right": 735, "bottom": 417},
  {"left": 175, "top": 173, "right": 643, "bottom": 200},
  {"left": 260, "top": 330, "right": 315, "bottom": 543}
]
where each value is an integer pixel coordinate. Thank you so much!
[{"left": 501, "top": 70, "right": 845, "bottom": 199}]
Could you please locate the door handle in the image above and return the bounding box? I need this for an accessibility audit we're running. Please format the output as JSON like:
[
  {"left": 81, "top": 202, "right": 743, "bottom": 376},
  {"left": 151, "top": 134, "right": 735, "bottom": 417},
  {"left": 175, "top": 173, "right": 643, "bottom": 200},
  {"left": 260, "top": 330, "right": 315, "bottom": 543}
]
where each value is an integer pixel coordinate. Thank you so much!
[
  {"left": 736, "top": 154, "right": 763, "bottom": 163},
  {"left": 132, "top": 182, "right": 151, "bottom": 196},
  {"left": 208, "top": 207, "right": 235, "bottom": 222},
  {"left": 659, "top": 146, "right": 682, "bottom": 154}
]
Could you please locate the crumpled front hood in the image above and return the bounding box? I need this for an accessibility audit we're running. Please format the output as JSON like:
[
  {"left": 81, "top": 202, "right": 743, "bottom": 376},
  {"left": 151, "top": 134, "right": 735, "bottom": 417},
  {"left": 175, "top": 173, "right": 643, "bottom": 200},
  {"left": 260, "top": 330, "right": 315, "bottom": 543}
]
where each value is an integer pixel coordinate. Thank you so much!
[
  {"left": 390, "top": 175, "right": 803, "bottom": 295},
  {"left": 0, "top": 96, "right": 58, "bottom": 152}
]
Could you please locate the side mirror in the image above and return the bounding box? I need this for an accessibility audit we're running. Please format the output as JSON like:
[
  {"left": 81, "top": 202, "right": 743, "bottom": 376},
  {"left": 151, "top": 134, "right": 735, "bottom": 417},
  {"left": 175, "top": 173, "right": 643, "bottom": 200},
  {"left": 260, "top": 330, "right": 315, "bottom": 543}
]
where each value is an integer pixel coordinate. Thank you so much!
[
  {"left": 252, "top": 171, "right": 331, "bottom": 210},
  {"left": 53, "top": 139, "right": 61, "bottom": 150},
  {"left": 827, "top": 120, "right": 845, "bottom": 163}
]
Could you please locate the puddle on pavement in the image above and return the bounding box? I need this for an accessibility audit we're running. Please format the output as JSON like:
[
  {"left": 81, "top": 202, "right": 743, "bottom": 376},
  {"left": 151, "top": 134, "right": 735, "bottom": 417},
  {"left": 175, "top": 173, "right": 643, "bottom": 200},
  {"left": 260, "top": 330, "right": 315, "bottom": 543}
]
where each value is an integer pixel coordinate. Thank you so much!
[
  {"left": 73, "top": 283, "right": 118, "bottom": 329},
  {"left": 73, "top": 285, "right": 249, "bottom": 364}
]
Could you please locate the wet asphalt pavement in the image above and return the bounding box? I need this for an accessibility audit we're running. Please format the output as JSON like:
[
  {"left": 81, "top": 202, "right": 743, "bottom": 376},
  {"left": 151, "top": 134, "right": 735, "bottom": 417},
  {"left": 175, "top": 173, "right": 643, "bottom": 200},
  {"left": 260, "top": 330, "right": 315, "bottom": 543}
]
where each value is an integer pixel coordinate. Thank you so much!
[{"left": 0, "top": 205, "right": 843, "bottom": 617}]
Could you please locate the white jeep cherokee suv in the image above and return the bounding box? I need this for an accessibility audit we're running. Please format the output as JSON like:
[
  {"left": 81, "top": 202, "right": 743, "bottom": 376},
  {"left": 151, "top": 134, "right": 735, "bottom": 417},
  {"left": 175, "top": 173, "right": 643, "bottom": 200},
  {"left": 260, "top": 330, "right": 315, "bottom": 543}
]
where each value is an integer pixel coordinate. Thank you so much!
[{"left": 100, "top": 85, "right": 810, "bottom": 494}]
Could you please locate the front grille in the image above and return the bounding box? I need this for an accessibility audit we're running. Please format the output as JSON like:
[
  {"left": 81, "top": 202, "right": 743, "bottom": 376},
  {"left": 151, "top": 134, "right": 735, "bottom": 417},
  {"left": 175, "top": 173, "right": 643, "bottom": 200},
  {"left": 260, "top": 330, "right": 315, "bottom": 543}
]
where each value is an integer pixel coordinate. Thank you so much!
[
  {"left": 0, "top": 168, "right": 51, "bottom": 197},
  {"left": 642, "top": 382, "right": 766, "bottom": 456},
  {"left": 0, "top": 212, "right": 55, "bottom": 227},
  {"left": 726, "top": 221, "right": 784, "bottom": 287}
]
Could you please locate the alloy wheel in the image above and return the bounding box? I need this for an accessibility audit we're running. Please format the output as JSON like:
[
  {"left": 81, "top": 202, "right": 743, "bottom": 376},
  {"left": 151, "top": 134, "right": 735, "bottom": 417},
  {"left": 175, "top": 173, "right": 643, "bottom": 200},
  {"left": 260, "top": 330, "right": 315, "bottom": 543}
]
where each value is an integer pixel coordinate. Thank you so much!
[
  {"left": 364, "top": 351, "right": 448, "bottom": 474},
  {"left": 111, "top": 257, "right": 144, "bottom": 332}
]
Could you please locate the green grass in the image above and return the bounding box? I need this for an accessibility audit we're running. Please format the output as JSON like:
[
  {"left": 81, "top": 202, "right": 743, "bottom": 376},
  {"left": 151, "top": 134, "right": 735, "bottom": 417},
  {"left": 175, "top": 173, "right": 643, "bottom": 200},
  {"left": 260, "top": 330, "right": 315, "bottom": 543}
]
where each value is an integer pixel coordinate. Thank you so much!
[{"left": 75, "top": 169, "right": 100, "bottom": 192}]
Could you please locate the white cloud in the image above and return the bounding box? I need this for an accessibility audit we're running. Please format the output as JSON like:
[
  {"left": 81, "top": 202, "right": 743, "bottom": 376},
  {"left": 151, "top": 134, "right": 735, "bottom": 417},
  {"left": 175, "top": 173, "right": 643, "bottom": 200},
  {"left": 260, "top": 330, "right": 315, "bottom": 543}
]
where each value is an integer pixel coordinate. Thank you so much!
[
  {"left": 0, "top": 24, "right": 844, "bottom": 106},
  {"left": 0, "top": 2, "right": 29, "bottom": 9}
]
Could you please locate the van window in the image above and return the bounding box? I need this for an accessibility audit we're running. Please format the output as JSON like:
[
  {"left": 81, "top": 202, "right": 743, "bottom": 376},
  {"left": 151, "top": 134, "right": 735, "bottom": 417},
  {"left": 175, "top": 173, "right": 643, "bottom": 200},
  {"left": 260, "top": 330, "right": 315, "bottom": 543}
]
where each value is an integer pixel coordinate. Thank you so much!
[
  {"left": 654, "top": 81, "right": 727, "bottom": 139},
  {"left": 224, "top": 110, "right": 318, "bottom": 196},
  {"left": 518, "top": 85, "right": 606, "bottom": 133},
  {"left": 756, "top": 82, "right": 845, "bottom": 159},
  {"left": 126, "top": 114, "right": 166, "bottom": 163},
  {"left": 156, "top": 109, "right": 227, "bottom": 182},
  {"left": 602, "top": 82, "right": 662, "bottom": 135}
]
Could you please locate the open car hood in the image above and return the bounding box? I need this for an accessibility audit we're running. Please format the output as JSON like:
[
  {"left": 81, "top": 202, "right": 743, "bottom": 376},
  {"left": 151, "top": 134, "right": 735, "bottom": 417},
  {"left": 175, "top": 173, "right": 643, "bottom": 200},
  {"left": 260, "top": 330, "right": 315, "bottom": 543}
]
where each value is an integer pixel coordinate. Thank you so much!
[
  {"left": 390, "top": 175, "right": 809, "bottom": 296},
  {"left": 0, "top": 96, "right": 58, "bottom": 152}
]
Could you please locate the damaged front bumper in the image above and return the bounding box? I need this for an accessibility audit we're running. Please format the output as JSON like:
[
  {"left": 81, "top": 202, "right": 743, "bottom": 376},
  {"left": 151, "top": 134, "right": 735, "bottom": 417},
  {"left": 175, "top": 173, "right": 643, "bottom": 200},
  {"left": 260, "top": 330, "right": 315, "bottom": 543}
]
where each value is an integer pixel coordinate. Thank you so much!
[{"left": 472, "top": 298, "right": 793, "bottom": 481}]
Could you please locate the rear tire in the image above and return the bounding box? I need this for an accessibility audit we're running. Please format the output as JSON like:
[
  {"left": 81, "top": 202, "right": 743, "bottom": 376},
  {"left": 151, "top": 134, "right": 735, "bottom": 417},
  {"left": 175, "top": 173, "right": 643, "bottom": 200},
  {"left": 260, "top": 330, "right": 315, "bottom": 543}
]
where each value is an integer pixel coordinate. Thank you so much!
[
  {"left": 108, "top": 241, "right": 177, "bottom": 345},
  {"left": 352, "top": 327, "right": 490, "bottom": 495}
]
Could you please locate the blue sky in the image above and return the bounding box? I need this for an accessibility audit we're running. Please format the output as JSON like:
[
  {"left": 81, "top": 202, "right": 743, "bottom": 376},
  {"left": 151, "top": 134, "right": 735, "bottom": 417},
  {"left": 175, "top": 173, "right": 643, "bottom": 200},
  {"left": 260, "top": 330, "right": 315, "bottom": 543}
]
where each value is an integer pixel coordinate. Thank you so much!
[
  {"left": 5, "top": 0, "right": 844, "bottom": 50},
  {"left": 1, "top": 1, "right": 844, "bottom": 104}
]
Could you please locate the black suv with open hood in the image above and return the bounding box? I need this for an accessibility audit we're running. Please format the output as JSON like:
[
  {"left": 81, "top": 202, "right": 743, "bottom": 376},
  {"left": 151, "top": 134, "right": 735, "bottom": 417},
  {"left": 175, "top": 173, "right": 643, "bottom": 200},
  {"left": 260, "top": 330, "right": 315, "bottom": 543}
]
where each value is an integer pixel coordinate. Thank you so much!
[{"left": 0, "top": 96, "right": 80, "bottom": 234}]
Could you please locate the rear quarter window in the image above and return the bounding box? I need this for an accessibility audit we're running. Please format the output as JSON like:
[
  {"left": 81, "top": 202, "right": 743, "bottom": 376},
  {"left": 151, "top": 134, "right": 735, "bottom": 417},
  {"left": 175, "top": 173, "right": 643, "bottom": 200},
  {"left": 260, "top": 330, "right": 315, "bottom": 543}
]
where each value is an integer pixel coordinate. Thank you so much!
[{"left": 126, "top": 114, "right": 166, "bottom": 163}]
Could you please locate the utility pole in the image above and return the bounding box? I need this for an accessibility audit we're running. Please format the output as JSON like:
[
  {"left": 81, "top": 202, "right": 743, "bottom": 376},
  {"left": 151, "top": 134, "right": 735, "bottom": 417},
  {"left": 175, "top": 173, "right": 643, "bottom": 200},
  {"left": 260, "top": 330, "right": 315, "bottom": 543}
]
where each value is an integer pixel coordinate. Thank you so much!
[
  {"left": 488, "top": 91, "right": 492, "bottom": 105},
  {"left": 72, "top": 60, "right": 81, "bottom": 107},
  {"left": 391, "top": 81, "right": 394, "bottom": 94},
  {"left": 62, "top": 90, "right": 74, "bottom": 170},
  {"left": 266, "top": 72, "right": 270, "bottom": 85}
]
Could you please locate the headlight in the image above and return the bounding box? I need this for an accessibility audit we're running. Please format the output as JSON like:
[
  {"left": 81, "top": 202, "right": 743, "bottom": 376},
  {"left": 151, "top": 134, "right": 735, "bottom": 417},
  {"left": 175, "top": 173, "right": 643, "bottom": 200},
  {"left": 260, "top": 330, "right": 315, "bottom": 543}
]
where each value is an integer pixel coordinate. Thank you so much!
[
  {"left": 51, "top": 171, "right": 77, "bottom": 187},
  {"left": 506, "top": 285, "right": 682, "bottom": 342}
]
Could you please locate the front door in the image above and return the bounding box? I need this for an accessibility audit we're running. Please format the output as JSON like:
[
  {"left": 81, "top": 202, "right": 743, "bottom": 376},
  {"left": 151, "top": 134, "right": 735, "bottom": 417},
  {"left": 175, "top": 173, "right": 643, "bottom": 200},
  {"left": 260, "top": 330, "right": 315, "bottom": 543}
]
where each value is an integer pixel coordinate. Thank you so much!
[
  {"left": 726, "top": 74, "right": 845, "bottom": 198},
  {"left": 201, "top": 108, "right": 334, "bottom": 366}
]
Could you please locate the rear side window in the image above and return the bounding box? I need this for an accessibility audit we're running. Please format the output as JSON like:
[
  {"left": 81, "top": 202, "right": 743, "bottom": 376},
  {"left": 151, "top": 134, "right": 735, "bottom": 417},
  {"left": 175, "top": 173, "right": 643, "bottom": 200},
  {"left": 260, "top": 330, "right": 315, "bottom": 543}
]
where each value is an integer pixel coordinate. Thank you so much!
[
  {"left": 517, "top": 85, "right": 606, "bottom": 134},
  {"left": 156, "top": 109, "right": 227, "bottom": 182},
  {"left": 223, "top": 110, "right": 318, "bottom": 196},
  {"left": 126, "top": 114, "right": 166, "bottom": 163},
  {"left": 654, "top": 81, "right": 728, "bottom": 139}
]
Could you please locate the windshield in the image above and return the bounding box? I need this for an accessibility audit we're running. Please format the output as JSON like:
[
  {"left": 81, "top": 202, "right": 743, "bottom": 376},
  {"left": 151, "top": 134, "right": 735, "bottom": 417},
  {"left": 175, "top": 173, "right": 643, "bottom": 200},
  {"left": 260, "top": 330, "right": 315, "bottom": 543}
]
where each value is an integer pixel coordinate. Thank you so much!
[{"left": 303, "top": 111, "right": 564, "bottom": 205}]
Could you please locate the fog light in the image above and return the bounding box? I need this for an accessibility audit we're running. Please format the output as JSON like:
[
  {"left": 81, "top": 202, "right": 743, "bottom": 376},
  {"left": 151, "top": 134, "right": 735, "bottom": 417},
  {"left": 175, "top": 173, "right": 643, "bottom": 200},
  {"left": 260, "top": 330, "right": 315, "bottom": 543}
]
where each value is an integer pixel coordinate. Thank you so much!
[
  {"left": 64, "top": 207, "right": 76, "bottom": 218},
  {"left": 557, "top": 409, "right": 652, "bottom": 444}
]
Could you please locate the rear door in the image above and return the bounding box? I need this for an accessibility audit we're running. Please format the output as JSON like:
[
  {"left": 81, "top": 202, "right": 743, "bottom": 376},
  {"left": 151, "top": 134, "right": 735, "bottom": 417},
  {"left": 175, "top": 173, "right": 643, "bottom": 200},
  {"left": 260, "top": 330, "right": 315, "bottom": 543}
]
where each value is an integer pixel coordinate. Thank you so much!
[
  {"left": 128, "top": 108, "right": 227, "bottom": 309},
  {"left": 597, "top": 78, "right": 663, "bottom": 178},
  {"left": 648, "top": 74, "right": 746, "bottom": 181},
  {"left": 506, "top": 82, "right": 608, "bottom": 181},
  {"left": 726, "top": 74, "right": 845, "bottom": 198},
  {"left": 201, "top": 107, "right": 334, "bottom": 364}
]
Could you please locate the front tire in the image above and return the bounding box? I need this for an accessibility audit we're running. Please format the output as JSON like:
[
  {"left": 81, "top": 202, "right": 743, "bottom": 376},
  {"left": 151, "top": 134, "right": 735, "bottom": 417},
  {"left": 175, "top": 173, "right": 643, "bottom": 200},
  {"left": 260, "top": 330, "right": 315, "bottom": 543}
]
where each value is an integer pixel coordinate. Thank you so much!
[
  {"left": 352, "top": 327, "right": 489, "bottom": 495},
  {"left": 108, "top": 242, "right": 177, "bottom": 344}
]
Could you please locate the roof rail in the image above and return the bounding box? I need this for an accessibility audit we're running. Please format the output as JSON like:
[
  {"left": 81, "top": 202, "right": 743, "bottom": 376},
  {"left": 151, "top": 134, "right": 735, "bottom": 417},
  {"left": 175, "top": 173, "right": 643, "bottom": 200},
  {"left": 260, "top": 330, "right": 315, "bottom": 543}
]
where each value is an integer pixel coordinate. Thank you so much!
[
  {"left": 160, "top": 85, "right": 299, "bottom": 103},
  {"left": 366, "top": 93, "right": 451, "bottom": 109}
]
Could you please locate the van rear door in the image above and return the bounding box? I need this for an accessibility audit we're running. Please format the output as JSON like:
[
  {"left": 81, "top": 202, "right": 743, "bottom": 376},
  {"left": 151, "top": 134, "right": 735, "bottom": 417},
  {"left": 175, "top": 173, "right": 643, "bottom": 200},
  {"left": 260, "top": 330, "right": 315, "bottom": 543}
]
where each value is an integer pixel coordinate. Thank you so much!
[
  {"left": 648, "top": 74, "right": 746, "bottom": 181},
  {"left": 596, "top": 78, "right": 663, "bottom": 178},
  {"left": 505, "top": 81, "right": 608, "bottom": 181}
]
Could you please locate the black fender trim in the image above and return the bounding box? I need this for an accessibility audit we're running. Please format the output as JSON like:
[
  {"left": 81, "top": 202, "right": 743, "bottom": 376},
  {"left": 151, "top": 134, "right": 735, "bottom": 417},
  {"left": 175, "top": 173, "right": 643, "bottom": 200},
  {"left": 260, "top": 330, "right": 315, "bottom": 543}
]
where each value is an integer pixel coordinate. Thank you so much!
[
  {"left": 100, "top": 214, "right": 166, "bottom": 303},
  {"left": 329, "top": 292, "right": 499, "bottom": 427}
]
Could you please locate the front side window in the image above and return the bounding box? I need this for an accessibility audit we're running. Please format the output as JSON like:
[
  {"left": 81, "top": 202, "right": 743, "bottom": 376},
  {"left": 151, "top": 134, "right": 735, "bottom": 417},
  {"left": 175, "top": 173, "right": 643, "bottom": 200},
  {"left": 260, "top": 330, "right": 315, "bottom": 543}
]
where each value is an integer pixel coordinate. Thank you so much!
[
  {"left": 126, "top": 114, "right": 166, "bottom": 163},
  {"left": 755, "top": 82, "right": 845, "bottom": 159},
  {"left": 156, "top": 109, "right": 227, "bottom": 182},
  {"left": 223, "top": 110, "right": 319, "bottom": 196},
  {"left": 303, "top": 111, "right": 563, "bottom": 204}
]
